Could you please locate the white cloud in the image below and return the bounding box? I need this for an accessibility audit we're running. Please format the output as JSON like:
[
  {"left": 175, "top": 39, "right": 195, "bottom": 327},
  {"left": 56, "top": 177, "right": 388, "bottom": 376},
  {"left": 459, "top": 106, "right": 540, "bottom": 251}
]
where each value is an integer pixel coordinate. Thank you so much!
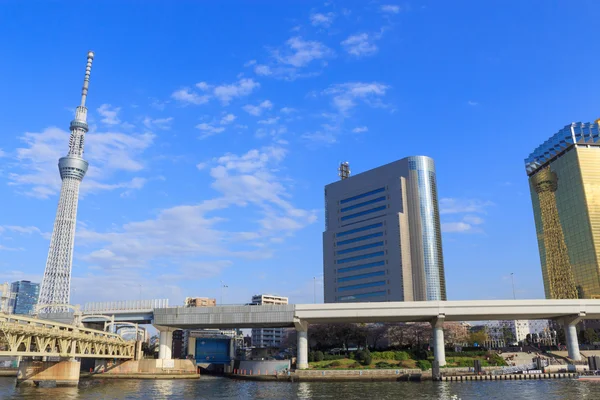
[
  {"left": 220, "top": 113, "right": 236, "bottom": 125},
  {"left": 196, "top": 123, "right": 226, "bottom": 139},
  {"left": 97, "top": 104, "right": 121, "bottom": 125},
  {"left": 352, "top": 126, "right": 368, "bottom": 133},
  {"left": 171, "top": 88, "right": 210, "bottom": 105},
  {"left": 213, "top": 78, "right": 260, "bottom": 105},
  {"left": 274, "top": 36, "right": 333, "bottom": 68},
  {"left": 310, "top": 12, "right": 335, "bottom": 27},
  {"left": 468, "top": 100, "right": 479, "bottom": 106},
  {"left": 323, "top": 82, "right": 389, "bottom": 114},
  {"left": 143, "top": 116, "right": 173, "bottom": 130},
  {"left": 244, "top": 60, "right": 257, "bottom": 67},
  {"left": 243, "top": 100, "right": 273, "bottom": 116},
  {"left": 258, "top": 117, "right": 279, "bottom": 125},
  {"left": 441, "top": 222, "right": 472, "bottom": 233},
  {"left": 76, "top": 145, "right": 317, "bottom": 271},
  {"left": 439, "top": 198, "right": 494, "bottom": 214},
  {"left": 381, "top": 4, "right": 401, "bottom": 14},
  {"left": 341, "top": 33, "right": 378, "bottom": 57},
  {"left": 196, "top": 82, "right": 212, "bottom": 91},
  {"left": 280, "top": 107, "right": 296, "bottom": 114},
  {"left": 0, "top": 148, "right": 5, "bottom": 157},
  {"left": 254, "top": 65, "right": 272, "bottom": 76},
  {"left": 440, "top": 198, "right": 493, "bottom": 234},
  {"left": 301, "top": 131, "right": 337, "bottom": 144},
  {"left": 8, "top": 127, "right": 154, "bottom": 198}
]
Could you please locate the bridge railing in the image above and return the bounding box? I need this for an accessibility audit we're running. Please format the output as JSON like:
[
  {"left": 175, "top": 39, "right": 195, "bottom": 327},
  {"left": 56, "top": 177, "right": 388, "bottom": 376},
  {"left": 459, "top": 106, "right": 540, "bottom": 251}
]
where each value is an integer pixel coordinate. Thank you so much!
[{"left": 83, "top": 299, "right": 169, "bottom": 313}]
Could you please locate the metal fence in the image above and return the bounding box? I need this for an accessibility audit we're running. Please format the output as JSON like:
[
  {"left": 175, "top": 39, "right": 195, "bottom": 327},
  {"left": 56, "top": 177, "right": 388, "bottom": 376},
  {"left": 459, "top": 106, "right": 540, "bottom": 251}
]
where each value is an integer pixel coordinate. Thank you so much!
[{"left": 83, "top": 299, "right": 169, "bottom": 313}]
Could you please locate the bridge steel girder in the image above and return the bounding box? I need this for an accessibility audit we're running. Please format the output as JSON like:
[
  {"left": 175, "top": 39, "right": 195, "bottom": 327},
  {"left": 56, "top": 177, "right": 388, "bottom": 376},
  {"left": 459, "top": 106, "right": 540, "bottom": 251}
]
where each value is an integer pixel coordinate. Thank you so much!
[{"left": 0, "top": 312, "right": 135, "bottom": 359}]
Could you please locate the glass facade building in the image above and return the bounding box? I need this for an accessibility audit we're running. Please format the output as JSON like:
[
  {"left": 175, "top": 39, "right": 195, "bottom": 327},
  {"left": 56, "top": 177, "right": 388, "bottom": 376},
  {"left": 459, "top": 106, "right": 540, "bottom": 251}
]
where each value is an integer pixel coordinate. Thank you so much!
[
  {"left": 323, "top": 156, "right": 447, "bottom": 303},
  {"left": 526, "top": 121, "right": 600, "bottom": 299},
  {"left": 10, "top": 280, "right": 40, "bottom": 315}
]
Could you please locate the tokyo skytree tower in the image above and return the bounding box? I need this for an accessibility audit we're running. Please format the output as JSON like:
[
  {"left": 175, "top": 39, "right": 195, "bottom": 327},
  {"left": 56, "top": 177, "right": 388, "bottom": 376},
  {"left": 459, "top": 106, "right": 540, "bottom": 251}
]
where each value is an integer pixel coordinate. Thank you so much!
[{"left": 38, "top": 51, "right": 94, "bottom": 312}]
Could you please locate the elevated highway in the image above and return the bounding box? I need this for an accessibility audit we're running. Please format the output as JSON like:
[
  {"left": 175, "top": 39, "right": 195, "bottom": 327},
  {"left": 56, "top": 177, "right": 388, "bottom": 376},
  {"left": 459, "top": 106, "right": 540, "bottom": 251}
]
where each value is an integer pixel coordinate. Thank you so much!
[{"left": 153, "top": 299, "right": 600, "bottom": 368}]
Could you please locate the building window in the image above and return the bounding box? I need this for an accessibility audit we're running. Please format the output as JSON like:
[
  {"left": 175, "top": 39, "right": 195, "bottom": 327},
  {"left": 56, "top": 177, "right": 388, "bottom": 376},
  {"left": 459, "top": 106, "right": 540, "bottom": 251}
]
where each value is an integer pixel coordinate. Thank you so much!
[
  {"left": 338, "top": 280, "right": 386, "bottom": 291},
  {"left": 336, "top": 232, "right": 384, "bottom": 246},
  {"left": 338, "top": 260, "right": 385, "bottom": 273},
  {"left": 336, "top": 222, "right": 383, "bottom": 238},
  {"left": 338, "top": 290, "right": 386, "bottom": 301},
  {"left": 336, "top": 241, "right": 384, "bottom": 255},
  {"left": 340, "top": 196, "right": 386, "bottom": 213},
  {"left": 336, "top": 251, "right": 385, "bottom": 264},
  {"left": 340, "top": 205, "right": 386, "bottom": 221},
  {"left": 340, "top": 187, "right": 385, "bottom": 204},
  {"left": 337, "top": 271, "right": 385, "bottom": 283}
]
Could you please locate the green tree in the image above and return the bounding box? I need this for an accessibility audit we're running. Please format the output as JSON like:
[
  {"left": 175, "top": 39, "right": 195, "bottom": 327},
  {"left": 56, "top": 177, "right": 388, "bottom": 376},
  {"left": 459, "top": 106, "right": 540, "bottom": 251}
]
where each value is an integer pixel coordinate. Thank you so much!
[
  {"left": 584, "top": 328, "right": 599, "bottom": 344},
  {"left": 502, "top": 326, "right": 515, "bottom": 344},
  {"left": 469, "top": 331, "right": 488, "bottom": 346}
]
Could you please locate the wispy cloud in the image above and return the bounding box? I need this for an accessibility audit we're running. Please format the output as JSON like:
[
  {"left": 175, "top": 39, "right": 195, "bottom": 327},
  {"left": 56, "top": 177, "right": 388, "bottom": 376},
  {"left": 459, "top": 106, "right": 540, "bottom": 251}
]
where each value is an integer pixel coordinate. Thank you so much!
[
  {"left": 274, "top": 36, "right": 333, "bottom": 68},
  {"left": 440, "top": 198, "right": 493, "bottom": 234},
  {"left": 97, "top": 104, "right": 121, "bottom": 125},
  {"left": 243, "top": 100, "right": 273, "bottom": 116},
  {"left": 468, "top": 100, "right": 479, "bottom": 106},
  {"left": 341, "top": 33, "right": 378, "bottom": 57},
  {"left": 171, "top": 88, "right": 210, "bottom": 105},
  {"left": 9, "top": 127, "right": 154, "bottom": 199},
  {"left": 76, "top": 145, "right": 317, "bottom": 271},
  {"left": 323, "top": 82, "right": 389, "bottom": 114},
  {"left": 352, "top": 126, "right": 368, "bottom": 133},
  {"left": 310, "top": 12, "right": 335, "bottom": 27},
  {"left": 143, "top": 116, "right": 173, "bottom": 130},
  {"left": 381, "top": 4, "right": 401, "bottom": 14},
  {"left": 258, "top": 117, "right": 279, "bottom": 125},
  {"left": 254, "top": 65, "right": 272, "bottom": 76},
  {"left": 213, "top": 78, "right": 260, "bottom": 105}
]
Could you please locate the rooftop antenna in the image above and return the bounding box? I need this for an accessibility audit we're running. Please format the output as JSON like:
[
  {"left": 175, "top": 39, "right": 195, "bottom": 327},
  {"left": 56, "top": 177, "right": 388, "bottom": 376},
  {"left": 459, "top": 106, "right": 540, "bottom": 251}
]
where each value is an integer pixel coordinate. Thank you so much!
[{"left": 338, "top": 161, "right": 350, "bottom": 180}]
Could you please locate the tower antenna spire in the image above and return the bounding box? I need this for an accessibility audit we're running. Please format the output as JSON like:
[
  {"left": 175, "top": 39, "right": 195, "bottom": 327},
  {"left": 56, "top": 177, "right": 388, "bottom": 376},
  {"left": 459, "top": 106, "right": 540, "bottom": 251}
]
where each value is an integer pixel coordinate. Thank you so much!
[{"left": 80, "top": 51, "right": 94, "bottom": 107}]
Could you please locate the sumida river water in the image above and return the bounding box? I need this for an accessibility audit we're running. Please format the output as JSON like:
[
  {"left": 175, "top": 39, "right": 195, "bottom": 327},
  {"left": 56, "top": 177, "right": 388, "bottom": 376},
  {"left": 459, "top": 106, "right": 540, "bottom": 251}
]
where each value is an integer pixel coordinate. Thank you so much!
[{"left": 2, "top": 376, "right": 600, "bottom": 399}]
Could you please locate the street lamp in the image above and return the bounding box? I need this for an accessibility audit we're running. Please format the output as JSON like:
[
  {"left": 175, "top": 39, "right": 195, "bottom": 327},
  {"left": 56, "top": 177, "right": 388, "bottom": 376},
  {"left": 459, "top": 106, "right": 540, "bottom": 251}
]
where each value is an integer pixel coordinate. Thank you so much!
[
  {"left": 313, "top": 277, "right": 316, "bottom": 304},
  {"left": 220, "top": 280, "right": 228, "bottom": 305},
  {"left": 510, "top": 273, "right": 516, "bottom": 300}
]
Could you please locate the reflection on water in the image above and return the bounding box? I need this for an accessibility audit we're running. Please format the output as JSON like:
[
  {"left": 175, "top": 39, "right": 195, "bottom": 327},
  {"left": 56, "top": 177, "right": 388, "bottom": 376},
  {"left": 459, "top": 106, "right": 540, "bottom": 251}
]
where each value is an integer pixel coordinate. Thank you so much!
[{"left": 3, "top": 376, "right": 600, "bottom": 399}]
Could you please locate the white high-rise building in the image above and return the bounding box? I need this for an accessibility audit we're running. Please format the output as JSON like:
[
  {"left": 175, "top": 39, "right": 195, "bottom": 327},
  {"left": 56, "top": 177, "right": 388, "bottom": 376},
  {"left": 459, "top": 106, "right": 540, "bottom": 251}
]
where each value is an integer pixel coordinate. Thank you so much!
[
  {"left": 250, "top": 294, "right": 288, "bottom": 348},
  {"left": 484, "top": 320, "right": 551, "bottom": 344},
  {"left": 38, "top": 52, "right": 95, "bottom": 312}
]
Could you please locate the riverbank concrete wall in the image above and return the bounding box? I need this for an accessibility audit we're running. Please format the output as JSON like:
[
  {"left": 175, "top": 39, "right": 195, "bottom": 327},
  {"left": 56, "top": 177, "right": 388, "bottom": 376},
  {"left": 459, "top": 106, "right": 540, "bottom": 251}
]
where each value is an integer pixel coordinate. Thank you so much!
[{"left": 93, "top": 359, "right": 196, "bottom": 375}]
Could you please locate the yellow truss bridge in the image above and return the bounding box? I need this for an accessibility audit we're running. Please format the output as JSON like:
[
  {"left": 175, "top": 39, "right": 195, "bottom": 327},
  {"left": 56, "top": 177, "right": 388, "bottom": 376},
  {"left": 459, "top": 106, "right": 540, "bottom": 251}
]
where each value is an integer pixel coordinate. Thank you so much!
[{"left": 0, "top": 313, "right": 135, "bottom": 359}]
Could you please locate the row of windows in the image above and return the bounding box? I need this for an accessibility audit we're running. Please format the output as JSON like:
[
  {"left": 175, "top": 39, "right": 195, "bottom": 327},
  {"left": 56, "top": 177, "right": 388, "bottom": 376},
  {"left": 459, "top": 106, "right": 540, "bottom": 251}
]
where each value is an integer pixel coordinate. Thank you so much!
[
  {"left": 337, "top": 270, "right": 385, "bottom": 283},
  {"left": 338, "top": 280, "right": 386, "bottom": 292},
  {"left": 338, "top": 260, "right": 386, "bottom": 274},
  {"left": 338, "top": 290, "right": 387, "bottom": 301},
  {"left": 336, "top": 251, "right": 384, "bottom": 264},
  {"left": 336, "top": 231, "right": 383, "bottom": 246},
  {"left": 340, "top": 196, "right": 386, "bottom": 213},
  {"left": 336, "top": 241, "right": 384, "bottom": 255},
  {"left": 340, "top": 187, "right": 385, "bottom": 204},
  {"left": 340, "top": 205, "right": 387, "bottom": 221},
  {"left": 336, "top": 222, "right": 383, "bottom": 238}
]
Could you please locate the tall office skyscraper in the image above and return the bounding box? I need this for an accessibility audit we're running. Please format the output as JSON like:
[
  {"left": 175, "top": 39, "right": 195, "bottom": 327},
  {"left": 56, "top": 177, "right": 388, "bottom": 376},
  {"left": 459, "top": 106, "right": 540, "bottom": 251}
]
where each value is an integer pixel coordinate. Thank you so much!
[
  {"left": 526, "top": 120, "right": 600, "bottom": 299},
  {"left": 323, "top": 156, "right": 447, "bottom": 303},
  {"left": 10, "top": 280, "right": 40, "bottom": 315},
  {"left": 39, "top": 52, "right": 95, "bottom": 312},
  {"left": 250, "top": 294, "right": 288, "bottom": 348}
]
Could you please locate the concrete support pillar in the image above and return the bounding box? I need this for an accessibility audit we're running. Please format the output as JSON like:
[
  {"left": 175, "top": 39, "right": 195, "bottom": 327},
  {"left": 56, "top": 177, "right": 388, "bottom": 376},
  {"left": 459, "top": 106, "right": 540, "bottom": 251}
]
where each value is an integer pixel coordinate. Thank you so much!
[
  {"left": 188, "top": 337, "right": 196, "bottom": 359},
  {"left": 294, "top": 318, "right": 309, "bottom": 370},
  {"left": 17, "top": 360, "right": 80, "bottom": 387},
  {"left": 565, "top": 322, "right": 581, "bottom": 361},
  {"left": 155, "top": 326, "right": 173, "bottom": 360},
  {"left": 431, "top": 315, "right": 446, "bottom": 367}
]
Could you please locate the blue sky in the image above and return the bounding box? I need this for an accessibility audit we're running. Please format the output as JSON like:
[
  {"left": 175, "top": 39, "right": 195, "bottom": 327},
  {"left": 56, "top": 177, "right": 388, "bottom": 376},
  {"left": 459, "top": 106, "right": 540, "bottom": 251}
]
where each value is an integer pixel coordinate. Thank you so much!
[{"left": 1, "top": 1, "right": 599, "bottom": 306}]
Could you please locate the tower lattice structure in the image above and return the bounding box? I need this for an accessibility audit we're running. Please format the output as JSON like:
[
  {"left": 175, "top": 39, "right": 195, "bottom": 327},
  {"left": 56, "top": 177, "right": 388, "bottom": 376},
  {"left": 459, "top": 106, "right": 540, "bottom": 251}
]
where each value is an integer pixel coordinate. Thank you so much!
[
  {"left": 38, "top": 52, "right": 95, "bottom": 313},
  {"left": 533, "top": 167, "right": 578, "bottom": 299}
]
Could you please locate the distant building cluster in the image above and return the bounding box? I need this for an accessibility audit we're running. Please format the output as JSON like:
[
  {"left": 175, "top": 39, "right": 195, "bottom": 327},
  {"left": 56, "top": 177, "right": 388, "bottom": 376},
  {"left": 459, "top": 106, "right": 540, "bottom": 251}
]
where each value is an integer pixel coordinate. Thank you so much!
[{"left": 0, "top": 280, "right": 40, "bottom": 315}]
